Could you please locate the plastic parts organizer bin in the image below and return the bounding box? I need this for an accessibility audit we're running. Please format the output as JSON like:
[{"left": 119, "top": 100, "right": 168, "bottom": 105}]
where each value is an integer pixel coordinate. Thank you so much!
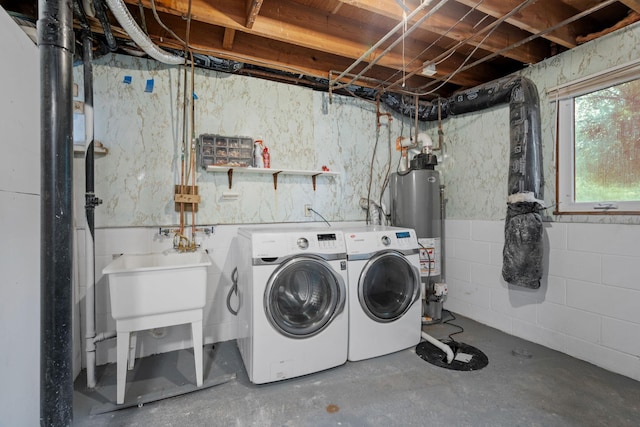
[{"left": 199, "top": 134, "right": 254, "bottom": 168}]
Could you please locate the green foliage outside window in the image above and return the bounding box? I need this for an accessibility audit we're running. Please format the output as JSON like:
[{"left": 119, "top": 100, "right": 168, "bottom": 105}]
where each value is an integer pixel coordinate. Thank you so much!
[{"left": 574, "top": 79, "right": 640, "bottom": 203}]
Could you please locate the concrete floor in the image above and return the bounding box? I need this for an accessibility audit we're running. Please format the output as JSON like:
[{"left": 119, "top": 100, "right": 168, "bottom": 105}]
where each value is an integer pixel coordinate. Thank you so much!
[{"left": 74, "top": 313, "right": 640, "bottom": 426}]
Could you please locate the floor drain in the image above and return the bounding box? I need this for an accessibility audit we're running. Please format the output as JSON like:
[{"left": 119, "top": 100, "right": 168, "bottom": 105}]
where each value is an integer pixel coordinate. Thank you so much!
[{"left": 416, "top": 340, "right": 489, "bottom": 371}]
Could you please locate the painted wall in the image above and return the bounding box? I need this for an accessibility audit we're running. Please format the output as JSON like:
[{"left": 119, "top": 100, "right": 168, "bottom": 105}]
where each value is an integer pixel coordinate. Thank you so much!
[
  {"left": 433, "top": 22, "right": 640, "bottom": 225},
  {"left": 432, "top": 22, "right": 640, "bottom": 381},
  {"left": 75, "top": 23, "right": 640, "bottom": 383},
  {"left": 73, "top": 54, "right": 416, "bottom": 370},
  {"left": 74, "top": 54, "right": 409, "bottom": 227},
  {"left": 0, "top": 9, "right": 40, "bottom": 425}
]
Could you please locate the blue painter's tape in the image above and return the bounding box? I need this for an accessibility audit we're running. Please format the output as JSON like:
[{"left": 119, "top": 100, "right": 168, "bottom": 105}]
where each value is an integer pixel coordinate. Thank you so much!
[
  {"left": 192, "top": 92, "right": 198, "bottom": 100},
  {"left": 123, "top": 75, "right": 132, "bottom": 84},
  {"left": 145, "top": 79, "right": 154, "bottom": 93}
]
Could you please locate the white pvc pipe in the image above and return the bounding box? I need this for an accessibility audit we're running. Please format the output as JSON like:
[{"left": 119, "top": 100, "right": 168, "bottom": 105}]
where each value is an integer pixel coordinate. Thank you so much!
[
  {"left": 85, "top": 225, "right": 96, "bottom": 387},
  {"left": 421, "top": 331, "right": 454, "bottom": 364},
  {"left": 84, "top": 100, "right": 97, "bottom": 388},
  {"left": 105, "top": 0, "right": 185, "bottom": 65}
]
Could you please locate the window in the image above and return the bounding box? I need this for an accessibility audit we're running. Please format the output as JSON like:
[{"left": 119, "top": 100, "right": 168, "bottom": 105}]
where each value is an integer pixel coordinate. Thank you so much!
[{"left": 551, "top": 61, "right": 640, "bottom": 214}]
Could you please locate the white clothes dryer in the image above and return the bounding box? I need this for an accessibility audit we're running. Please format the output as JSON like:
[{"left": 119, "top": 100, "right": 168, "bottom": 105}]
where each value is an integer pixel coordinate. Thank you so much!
[
  {"left": 341, "top": 225, "right": 422, "bottom": 361},
  {"left": 236, "top": 227, "right": 348, "bottom": 384}
]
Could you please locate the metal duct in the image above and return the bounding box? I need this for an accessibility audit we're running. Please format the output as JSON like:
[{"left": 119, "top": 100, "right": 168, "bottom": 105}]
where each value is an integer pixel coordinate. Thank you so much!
[
  {"left": 38, "top": 0, "right": 75, "bottom": 424},
  {"left": 105, "top": 0, "right": 184, "bottom": 65}
]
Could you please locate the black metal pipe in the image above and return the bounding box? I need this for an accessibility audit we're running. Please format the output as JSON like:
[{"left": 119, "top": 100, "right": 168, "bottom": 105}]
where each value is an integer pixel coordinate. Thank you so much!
[
  {"left": 93, "top": 0, "right": 118, "bottom": 51},
  {"left": 81, "top": 12, "right": 101, "bottom": 235},
  {"left": 38, "top": 0, "right": 75, "bottom": 425}
]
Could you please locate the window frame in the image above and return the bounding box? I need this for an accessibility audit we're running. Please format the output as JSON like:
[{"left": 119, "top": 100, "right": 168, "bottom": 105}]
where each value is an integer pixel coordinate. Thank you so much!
[{"left": 550, "top": 60, "right": 640, "bottom": 215}]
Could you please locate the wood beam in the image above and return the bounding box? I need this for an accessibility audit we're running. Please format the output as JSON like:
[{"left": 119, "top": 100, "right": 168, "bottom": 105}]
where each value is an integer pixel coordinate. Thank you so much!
[
  {"left": 576, "top": 10, "right": 640, "bottom": 44},
  {"left": 132, "top": 0, "right": 502, "bottom": 79},
  {"left": 245, "top": 0, "right": 263, "bottom": 29},
  {"left": 620, "top": 0, "right": 640, "bottom": 13},
  {"left": 222, "top": 27, "right": 236, "bottom": 50},
  {"left": 141, "top": 13, "right": 488, "bottom": 90},
  {"left": 453, "top": 0, "right": 595, "bottom": 48},
  {"left": 337, "top": 0, "right": 550, "bottom": 65}
]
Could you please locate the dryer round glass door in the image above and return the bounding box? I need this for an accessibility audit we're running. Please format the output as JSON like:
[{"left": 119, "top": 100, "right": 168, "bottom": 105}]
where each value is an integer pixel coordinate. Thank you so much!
[
  {"left": 264, "top": 256, "right": 346, "bottom": 338},
  {"left": 358, "top": 251, "right": 420, "bottom": 322}
]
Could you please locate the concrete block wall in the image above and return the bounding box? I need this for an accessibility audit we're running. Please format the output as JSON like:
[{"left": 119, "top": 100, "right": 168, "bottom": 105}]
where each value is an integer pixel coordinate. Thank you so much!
[{"left": 444, "top": 219, "right": 640, "bottom": 381}]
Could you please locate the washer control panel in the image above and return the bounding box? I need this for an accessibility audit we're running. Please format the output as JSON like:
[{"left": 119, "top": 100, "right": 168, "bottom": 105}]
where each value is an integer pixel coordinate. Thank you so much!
[
  {"left": 316, "top": 233, "right": 340, "bottom": 249},
  {"left": 245, "top": 228, "right": 345, "bottom": 258},
  {"left": 394, "top": 231, "right": 414, "bottom": 247},
  {"left": 344, "top": 227, "right": 418, "bottom": 254}
]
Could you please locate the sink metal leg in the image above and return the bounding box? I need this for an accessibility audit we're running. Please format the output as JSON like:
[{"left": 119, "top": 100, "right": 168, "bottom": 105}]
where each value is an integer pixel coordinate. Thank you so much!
[
  {"left": 116, "top": 331, "right": 130, "bottom": 404},
  {"left": 191, "top": 320, "right": 203, "bottom": 387},
  {"left": 128, "top": 332, "right": 137, "bottom": 370}
]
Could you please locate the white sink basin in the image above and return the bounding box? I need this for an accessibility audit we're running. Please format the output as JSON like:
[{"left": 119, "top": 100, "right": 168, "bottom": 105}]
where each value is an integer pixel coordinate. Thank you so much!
[{"left": 103, "top": 251, "right": 211, "bottom": 320}]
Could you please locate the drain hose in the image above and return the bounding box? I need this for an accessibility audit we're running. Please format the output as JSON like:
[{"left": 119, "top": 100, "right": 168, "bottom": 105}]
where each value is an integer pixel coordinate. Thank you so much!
[
  {"left": 421, "top": 331, "right": 454, "bottom": 364},
  {"left": 226, "top": 267, "right": 239, "bottom": 315}
]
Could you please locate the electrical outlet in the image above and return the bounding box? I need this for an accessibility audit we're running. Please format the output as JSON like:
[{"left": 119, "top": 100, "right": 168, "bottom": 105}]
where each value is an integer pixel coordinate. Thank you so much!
[{"left": 304, "top": 204, "right": 312, "bottom": 217}]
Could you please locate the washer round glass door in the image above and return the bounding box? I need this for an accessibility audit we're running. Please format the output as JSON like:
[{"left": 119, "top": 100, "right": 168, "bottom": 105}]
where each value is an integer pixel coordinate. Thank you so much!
[
  {"left": 265, "top": 256, "right": 346, "bottom": 338},
  {"left": 358, "top": 251, "right": 420, "bottom": 322}
]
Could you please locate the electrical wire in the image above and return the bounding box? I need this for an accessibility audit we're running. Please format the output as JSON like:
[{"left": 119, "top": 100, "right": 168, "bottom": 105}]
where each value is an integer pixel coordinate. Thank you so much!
[
  {"left": 365, "top": 103, "right": 382, "bottom": 225},
  {"left": 137, "top": 1, "right": 148, "bottom": 34},
  {"left": 308, "top": 208, "right": 331, "bottom": 227},
  {"left": 441, "top": 309, "right": 464, "bottom": 344},
  {"left": 418, "top": 0, "right": 619, "bottom": 96},
  {"left": 413, "top": 0, "right": 534, "bottom": 96},
  {"left": 394, "top": 99, "right": 414, "bottom": 177},
  {"left": 378, "top": 119, "right": 393, "bottom": 222},
  {"left": 418, "top": 241, "right": 432, "bottom": 288},
  {"left": 150, "top": 0, "right": 186, "bottom": 46},
  {"left": 149, "top": 0, "right": 329, "bottom": 80},
  {"left": 381, "top": 0, "right": 486, "bottom": 90}
]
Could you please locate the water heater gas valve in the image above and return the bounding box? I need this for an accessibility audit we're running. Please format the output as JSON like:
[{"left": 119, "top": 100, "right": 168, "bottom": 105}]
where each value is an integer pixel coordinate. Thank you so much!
[{"left": 434, "top": 282, "right": 448, "bottom": 297}]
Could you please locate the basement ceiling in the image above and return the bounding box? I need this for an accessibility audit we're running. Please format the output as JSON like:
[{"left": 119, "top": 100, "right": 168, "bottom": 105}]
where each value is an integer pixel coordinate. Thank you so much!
[{"left": 5, "top": 0, "right": 640, "bottom": 99}]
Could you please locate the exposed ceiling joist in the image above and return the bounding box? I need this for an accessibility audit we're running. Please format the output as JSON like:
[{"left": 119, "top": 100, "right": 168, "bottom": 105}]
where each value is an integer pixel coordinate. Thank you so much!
[
  {"left": 4, "top": 0, "right": 637, "bottom": 99},
  {"left": 245, "top": 0, "right": 263, "bottom": 28}
]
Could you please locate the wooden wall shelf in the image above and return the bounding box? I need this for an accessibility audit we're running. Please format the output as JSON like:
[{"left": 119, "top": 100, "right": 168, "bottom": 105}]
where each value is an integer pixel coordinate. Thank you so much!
[{"left": 205, "top": 166, "right": 338, "bottom": 190}]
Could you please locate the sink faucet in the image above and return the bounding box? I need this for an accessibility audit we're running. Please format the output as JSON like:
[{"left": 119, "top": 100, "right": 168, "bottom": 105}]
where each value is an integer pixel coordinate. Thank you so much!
[{"left": 173, "top": 232, "right": 198, "bottom": 252}]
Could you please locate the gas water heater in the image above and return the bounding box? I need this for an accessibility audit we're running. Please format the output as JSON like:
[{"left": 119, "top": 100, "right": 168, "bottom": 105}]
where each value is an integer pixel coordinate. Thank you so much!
[{"left": 390, "top": 146, "right": 446, "bottom": 322}]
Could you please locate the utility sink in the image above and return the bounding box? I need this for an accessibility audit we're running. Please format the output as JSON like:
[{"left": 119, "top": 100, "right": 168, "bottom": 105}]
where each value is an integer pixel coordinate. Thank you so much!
[{"left": 102, "top": 251, "right": 212, "bottom": 404}]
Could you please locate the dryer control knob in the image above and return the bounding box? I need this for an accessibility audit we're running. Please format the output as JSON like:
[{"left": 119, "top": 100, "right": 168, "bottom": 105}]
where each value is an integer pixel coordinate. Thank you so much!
[
  {"left": 381, "top": 235, "right": 391, "bottom": 246},
  {"left": 297, "top": 237, "right": 309, "bottom": 249}
]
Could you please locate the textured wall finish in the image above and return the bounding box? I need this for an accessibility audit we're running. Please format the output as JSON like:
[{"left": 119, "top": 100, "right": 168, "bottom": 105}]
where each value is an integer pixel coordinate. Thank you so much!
[
  {"left": 426, "top": 22, "right": 640, "bottom": 223},
  {"left": 74, "top": 54, "right": 419, "bottom": 227}
]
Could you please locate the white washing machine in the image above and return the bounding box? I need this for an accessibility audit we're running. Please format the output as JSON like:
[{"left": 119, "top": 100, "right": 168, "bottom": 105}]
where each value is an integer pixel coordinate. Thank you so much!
[
  {"left": 236, "top": 227, "right": 348, "bottom": 384},
  {"left": 341, "top": 225, "right": 422, "bottom": 361}
]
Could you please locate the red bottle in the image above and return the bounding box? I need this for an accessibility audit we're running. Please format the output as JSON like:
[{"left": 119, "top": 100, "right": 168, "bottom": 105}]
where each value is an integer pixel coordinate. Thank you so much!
[{"left": 262, "top": 147, "right": 271, "bottom": 168}]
